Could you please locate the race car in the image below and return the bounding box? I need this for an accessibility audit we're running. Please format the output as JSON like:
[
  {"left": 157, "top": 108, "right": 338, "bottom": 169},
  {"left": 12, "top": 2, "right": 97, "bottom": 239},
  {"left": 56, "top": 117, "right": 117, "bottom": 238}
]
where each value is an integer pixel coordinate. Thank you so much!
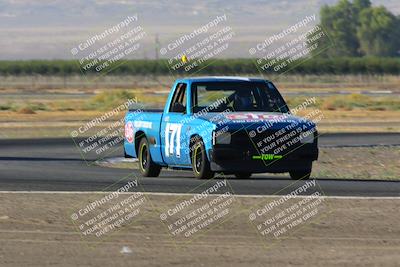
[{"left": 124, "top": 77, "right": 318, "bottom": 179}]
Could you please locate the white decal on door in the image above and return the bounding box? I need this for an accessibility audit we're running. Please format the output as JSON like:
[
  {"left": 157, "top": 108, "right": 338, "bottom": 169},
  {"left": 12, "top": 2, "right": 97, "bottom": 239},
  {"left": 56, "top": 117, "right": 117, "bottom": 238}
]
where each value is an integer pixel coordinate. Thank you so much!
[{"left": 165, "top": 123, "right": 182, "bottom": 157}]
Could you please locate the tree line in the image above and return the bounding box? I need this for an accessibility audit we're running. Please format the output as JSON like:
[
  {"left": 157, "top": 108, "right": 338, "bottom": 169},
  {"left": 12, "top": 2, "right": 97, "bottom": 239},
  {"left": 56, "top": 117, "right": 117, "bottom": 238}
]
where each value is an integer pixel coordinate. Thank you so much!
[
  {"left": 0, "top": 58, "right": 399, "bottom": 75},
  {"left": 312, "top": 0, "right": 400, "bottom": 57}
]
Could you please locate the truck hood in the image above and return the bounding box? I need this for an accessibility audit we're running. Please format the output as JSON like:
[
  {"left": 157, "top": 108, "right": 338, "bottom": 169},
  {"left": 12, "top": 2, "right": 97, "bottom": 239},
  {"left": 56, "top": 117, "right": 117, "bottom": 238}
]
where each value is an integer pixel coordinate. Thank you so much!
[{"left": 196, "top": 112, "right": 316, "bottom": 131}]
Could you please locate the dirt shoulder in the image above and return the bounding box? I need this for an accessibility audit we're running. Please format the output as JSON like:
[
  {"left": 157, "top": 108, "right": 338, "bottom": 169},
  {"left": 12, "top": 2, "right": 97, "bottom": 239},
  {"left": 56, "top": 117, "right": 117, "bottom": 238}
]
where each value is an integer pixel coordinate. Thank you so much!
[{"left": 0, "top": 193, "right": 399, "bottom": 267}]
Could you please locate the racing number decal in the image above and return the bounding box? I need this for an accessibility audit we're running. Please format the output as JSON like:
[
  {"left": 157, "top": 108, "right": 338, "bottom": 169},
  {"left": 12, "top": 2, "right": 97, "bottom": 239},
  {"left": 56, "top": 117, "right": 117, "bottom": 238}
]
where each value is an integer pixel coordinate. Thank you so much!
[{"left": 165, "top": 123, "right": 182, "bottom": 157}]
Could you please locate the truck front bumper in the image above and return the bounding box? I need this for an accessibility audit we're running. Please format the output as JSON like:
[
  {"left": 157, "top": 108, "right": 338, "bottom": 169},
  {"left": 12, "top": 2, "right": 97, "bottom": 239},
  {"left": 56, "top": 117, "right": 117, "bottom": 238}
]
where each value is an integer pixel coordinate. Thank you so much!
[{"left": 208, "top": 144, "right": 318, "bottom": 173}]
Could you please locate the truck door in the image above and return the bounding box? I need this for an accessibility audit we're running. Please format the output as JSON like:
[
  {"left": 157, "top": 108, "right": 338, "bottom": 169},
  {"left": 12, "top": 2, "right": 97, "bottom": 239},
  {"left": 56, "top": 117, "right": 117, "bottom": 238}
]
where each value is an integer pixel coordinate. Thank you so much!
[{"left": 161, "top": 83, "right": 191, "bottom": 166}]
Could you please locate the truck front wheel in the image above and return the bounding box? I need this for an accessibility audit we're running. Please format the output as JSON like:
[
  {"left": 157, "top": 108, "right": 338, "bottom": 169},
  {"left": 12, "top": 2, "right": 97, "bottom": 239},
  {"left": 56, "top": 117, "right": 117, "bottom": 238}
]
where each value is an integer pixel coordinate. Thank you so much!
[
  {"left": 138, "top": 138, "right": 161, "bottom": 177},
  {"left": 191, "top": 140, "right": 214, "bottom": 179}
]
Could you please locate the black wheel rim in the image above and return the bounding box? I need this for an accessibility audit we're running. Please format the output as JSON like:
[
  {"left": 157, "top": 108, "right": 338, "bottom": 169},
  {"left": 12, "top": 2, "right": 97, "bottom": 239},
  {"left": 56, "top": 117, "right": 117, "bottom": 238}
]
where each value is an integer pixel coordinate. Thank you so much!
[
  {"left": 194, "top": 146, "right": 202, "bottom": 174},
  {"left": 140, "top": 144, "right": 148, "bottom": 171}
]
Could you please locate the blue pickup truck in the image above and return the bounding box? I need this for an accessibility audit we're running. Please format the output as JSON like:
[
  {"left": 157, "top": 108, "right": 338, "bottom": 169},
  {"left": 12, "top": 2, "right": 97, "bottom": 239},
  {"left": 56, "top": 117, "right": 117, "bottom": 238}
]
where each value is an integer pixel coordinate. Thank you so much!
[{"left": 124, "top": 77, "right": 318, "bottom": 179}]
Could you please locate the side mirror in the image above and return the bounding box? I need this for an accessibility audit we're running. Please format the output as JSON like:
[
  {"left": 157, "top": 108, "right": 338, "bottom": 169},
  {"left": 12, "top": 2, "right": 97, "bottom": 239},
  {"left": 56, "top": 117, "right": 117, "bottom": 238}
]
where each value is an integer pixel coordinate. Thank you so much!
[{"left": 171, "top": 102, "right": 186, "bottom": 113}]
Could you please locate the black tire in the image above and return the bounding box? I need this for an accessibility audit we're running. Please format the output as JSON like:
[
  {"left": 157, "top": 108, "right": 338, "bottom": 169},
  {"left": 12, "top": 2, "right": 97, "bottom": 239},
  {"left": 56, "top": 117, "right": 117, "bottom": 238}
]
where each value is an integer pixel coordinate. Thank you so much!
[
  {"left": 138, "top": 138, "right": 161, "bottom": 177},
  {"left": 234, "top": 172, "right": 252, "bottom": 178},
  {"left": 289, "top": 169, "right": 311, "bottom": 180},
  {"left": 191, "top": 139, "right": 214, "bottom": 179}
]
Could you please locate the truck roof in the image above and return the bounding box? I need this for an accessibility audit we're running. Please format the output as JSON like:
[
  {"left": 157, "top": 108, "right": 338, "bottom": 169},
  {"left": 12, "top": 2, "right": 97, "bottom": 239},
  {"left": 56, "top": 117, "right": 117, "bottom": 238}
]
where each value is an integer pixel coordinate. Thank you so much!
[{"left": 177, "top": 76, "right": 269, "bottom": 83}]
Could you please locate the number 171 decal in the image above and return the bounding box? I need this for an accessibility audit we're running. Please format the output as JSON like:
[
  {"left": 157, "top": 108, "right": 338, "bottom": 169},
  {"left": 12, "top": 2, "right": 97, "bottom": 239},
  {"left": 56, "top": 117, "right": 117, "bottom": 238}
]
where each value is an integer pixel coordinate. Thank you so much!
[{"left": 165, "top": 123, "right": 182, "bottom": 157}]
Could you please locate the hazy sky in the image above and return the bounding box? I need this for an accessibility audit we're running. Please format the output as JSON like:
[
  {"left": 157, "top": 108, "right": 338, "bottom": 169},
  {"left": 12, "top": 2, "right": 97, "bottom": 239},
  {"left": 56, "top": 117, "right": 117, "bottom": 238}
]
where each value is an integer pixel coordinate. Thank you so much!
[{"left": 0, "top": 0, "right": 398, "bottom": 59}]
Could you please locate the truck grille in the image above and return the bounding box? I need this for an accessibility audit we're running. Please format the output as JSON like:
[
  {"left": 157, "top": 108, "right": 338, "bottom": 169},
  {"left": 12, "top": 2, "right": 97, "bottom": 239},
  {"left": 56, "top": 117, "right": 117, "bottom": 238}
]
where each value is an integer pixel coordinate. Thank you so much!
[{"left": 229, "top": 129, "right": 303, "bottom": 155}]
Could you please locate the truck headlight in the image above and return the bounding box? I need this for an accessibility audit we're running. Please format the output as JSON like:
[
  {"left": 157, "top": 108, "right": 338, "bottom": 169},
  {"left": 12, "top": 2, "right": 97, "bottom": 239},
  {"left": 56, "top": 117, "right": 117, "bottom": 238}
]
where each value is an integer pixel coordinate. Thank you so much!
[
  {"left": 300, "top": 130, "right": 315, "bottom": 144},
  {"left": 213, "top": 131, "right": 231, "bottom": 145}
]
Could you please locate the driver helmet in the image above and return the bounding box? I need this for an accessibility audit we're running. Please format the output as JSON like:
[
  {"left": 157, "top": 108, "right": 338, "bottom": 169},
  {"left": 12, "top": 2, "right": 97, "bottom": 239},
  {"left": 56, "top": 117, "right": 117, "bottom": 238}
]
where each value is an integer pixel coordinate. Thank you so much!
[{"left": 234, "top": 90, "right": 253, "bottom": 110}]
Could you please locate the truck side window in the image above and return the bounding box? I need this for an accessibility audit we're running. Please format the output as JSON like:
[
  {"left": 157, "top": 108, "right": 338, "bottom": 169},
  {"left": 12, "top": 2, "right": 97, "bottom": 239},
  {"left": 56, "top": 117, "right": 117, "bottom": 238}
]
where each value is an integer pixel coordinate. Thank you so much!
[{"left": 169, "top": 83, "right": 187, "bottom": 113}]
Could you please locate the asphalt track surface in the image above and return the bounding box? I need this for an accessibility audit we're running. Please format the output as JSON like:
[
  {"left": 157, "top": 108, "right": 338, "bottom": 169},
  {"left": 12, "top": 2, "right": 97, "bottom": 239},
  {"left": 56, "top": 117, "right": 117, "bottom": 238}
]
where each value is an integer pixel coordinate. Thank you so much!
[{"left": 0, "top": 133, "right": 399, "bottom": 196}]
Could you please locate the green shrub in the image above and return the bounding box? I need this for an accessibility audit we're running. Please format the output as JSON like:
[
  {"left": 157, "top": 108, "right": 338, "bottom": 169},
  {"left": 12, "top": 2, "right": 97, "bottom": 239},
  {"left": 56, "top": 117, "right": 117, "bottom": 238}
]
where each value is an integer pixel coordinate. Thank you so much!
[{"left": 0, "top": 58, "right": 399, "bottom": 76}]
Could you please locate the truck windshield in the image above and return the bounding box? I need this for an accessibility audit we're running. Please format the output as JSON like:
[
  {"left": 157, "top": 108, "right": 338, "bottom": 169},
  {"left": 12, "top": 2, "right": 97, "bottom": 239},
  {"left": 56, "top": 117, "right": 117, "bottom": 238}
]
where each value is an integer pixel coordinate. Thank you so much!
[{"left": 191, "top": 81, "right": 289, "bottom": 113}]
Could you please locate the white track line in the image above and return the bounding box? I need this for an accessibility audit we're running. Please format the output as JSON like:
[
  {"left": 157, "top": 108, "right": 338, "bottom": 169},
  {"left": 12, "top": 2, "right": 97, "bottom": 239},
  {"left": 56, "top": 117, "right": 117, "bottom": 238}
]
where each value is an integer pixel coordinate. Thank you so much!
[{"left": 0, "top": 191, "right": 398, "bottom": 200}]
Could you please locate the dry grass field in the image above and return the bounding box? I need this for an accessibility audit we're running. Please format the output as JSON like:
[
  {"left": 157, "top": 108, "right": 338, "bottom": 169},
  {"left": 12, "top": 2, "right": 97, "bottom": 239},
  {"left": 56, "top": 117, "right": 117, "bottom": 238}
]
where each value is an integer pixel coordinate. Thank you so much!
[{"left": 0, "top": 74, "right": 399, "bottom": 138}]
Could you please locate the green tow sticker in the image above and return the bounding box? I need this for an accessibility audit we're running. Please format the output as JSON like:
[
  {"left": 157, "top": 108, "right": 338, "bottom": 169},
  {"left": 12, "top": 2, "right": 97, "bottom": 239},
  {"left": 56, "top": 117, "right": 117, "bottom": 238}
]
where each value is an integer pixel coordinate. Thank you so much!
[{"left": 252, "top": 154, "right": 283, "bottom": 161}]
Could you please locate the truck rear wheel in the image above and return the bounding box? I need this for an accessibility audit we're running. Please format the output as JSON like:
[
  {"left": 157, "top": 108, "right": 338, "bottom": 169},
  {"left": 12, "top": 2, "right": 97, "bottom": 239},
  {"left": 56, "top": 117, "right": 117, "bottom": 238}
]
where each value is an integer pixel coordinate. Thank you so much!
[
  {"left": 289, "top": 169, "right": 311, "bottom": 180},
  {"left": 138, "top": 138, "right": 161, "bottom": 177},
  {"left": 191, "top": 139, "right": 214, "bottom": 179}
]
